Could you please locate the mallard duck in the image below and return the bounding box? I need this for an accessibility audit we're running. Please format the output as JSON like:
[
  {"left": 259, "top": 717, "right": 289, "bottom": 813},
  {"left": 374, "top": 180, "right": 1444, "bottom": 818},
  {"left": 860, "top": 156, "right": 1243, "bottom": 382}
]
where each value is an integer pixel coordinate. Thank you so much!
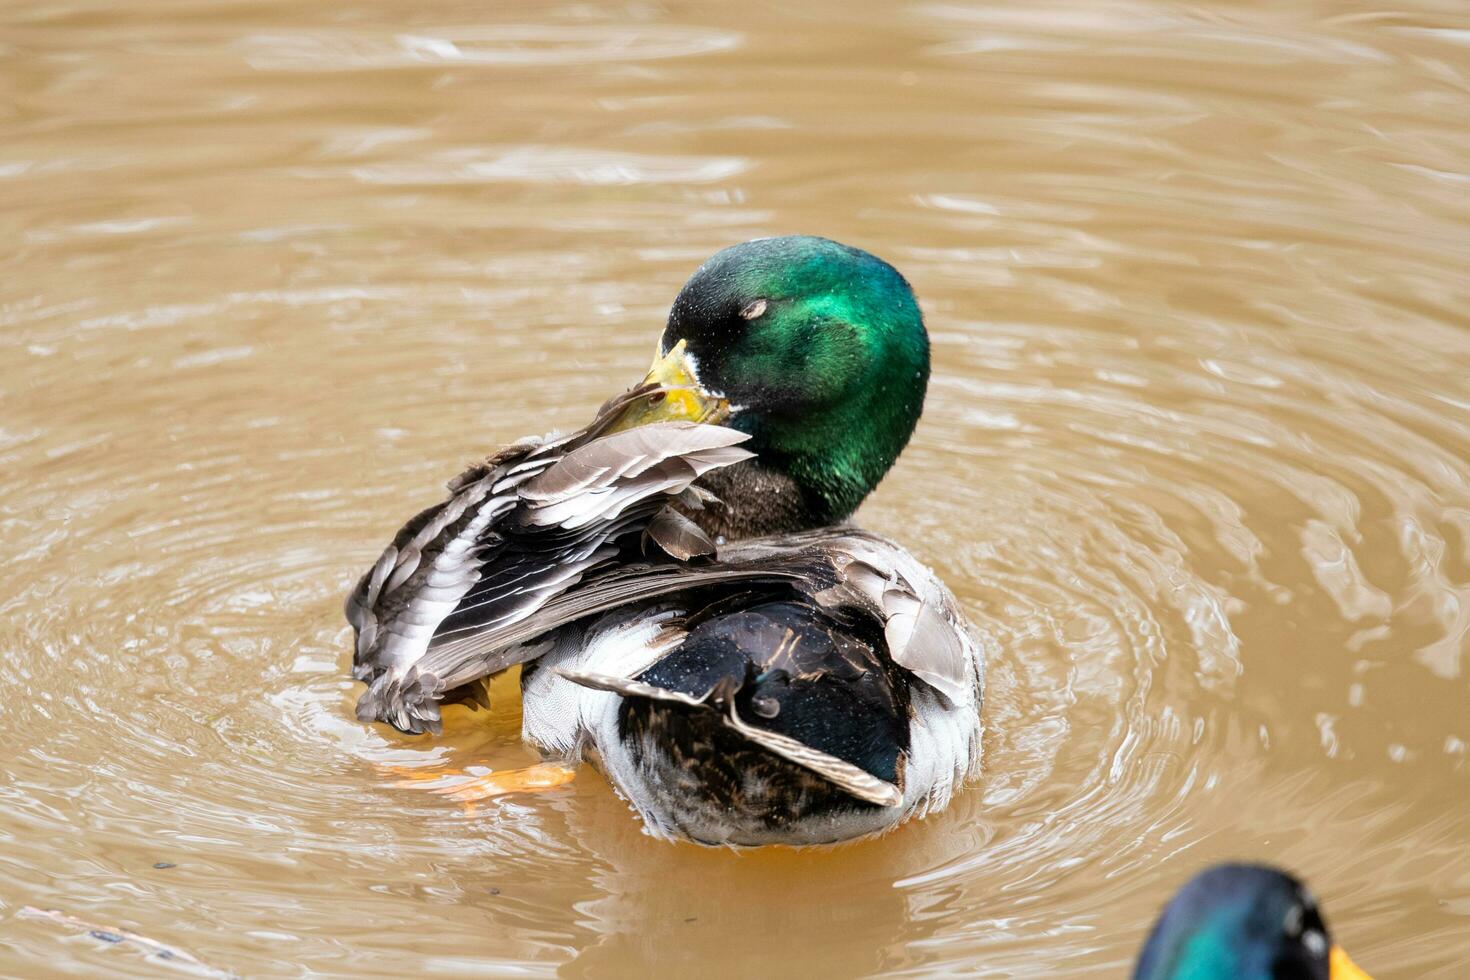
[
  {"left": 346, "top": 236, "right": 983, "bottom": 845},
  {"left": 1136, "top": 863, "right": 1372, "bottom": 979}
]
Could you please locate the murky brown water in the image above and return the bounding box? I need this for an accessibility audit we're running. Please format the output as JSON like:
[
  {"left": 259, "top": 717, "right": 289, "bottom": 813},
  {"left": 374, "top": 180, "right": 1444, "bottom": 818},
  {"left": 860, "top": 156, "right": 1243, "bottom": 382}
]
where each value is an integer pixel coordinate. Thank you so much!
[{"left": 4, "top": 0, "right": 1469, "bottom": 975}]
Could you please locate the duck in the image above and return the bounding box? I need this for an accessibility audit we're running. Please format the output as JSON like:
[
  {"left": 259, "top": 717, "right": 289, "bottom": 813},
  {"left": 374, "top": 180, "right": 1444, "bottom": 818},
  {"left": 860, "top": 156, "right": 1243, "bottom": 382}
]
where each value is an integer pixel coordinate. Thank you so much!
[
  {"left": 1136, "top": 863, "right": 1372, "bottom": 979},
  {"left": 345, "top": 235, "right": 983, "bottom": 845}
]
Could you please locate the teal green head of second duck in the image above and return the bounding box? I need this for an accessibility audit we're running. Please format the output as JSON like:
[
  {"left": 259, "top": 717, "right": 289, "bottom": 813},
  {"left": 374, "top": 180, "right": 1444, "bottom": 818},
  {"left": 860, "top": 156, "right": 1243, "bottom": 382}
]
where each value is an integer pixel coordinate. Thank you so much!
[{"left": 1135, "top": 863, "right": 1372, "bottom": 980}]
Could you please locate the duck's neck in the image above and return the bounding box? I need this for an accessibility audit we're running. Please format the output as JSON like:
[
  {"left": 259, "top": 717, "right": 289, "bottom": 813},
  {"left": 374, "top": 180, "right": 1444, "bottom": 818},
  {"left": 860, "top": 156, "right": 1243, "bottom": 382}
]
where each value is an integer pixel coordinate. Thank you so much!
[{"left": 687, "top": 460, "right": 831, "bottom": 540}]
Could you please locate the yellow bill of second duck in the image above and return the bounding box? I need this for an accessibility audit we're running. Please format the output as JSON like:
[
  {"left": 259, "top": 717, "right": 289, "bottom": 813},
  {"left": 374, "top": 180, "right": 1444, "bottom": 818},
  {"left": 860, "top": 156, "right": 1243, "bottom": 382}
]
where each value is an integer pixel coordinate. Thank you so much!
[{"left": 1331, "top": 944, "right": 1372, "bottom": 980}]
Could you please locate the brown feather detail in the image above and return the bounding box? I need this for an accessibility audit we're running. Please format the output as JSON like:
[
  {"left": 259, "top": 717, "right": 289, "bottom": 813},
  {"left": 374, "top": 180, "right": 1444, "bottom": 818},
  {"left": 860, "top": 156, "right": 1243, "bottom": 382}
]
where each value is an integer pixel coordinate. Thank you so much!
[
  {"left": 683, "top": 459, "right": 815, "bottom": 539},
  {"left": 802, "top": 541, "right": 972, "bottom": 706},
  {"left": 554, "top": 669, "right": 707, "bottom": 707},
  {"left": 722, "top": 701, "right": 904, "bottom": 808},
  {"left": 644, "top": 507, "right": 716, "bottom": 561}
]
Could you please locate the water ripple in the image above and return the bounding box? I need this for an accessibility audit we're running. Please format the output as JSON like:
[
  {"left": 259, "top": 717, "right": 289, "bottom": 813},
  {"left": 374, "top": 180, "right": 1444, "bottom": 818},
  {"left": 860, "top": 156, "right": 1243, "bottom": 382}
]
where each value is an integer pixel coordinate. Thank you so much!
[
  {"left": 3, "top": 0, "right": 1470, "bottom": 975},
  {"left": 236, "top": 25, "right": 743, "bottom": 71}
]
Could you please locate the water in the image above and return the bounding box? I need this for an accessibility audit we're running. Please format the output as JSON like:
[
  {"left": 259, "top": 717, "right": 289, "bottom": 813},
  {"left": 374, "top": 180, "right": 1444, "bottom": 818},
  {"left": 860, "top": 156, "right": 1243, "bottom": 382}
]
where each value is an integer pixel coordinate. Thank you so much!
[{"left": 3, "top": 1, "right": 1469, "bottom": 975}]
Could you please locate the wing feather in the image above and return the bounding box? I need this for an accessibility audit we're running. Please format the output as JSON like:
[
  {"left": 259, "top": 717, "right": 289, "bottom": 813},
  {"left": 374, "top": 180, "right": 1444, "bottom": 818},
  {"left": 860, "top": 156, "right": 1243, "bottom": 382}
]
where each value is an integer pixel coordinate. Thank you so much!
[
  {"left": 347, "top": 415, "right": 978, "bottom": 737},
  {"left": 345, "top": 415, "right": 754, "bottom": 734}
]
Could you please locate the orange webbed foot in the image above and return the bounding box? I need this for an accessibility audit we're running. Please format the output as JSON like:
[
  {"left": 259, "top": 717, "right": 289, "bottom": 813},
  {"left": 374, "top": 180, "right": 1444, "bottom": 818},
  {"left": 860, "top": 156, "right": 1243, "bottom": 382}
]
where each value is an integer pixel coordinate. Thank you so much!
[{"left": 385, "top": 762, "right": 577, "bottom": 813}]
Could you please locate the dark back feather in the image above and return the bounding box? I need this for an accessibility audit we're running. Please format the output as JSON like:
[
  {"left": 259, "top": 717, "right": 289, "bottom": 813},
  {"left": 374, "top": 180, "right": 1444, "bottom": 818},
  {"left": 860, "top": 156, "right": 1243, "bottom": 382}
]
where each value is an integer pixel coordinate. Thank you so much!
[{"left": 634, "top": 598, "right": 910, "bottom": 786}]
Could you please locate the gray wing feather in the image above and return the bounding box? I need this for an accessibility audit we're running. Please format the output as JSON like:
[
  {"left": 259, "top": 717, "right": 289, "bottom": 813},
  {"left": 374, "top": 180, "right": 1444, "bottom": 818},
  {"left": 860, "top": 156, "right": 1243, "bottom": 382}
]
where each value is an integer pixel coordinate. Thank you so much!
[
  {"left": 420, "top": 563, "right": 801, "bottom": 692},
  {"left": 346, "top": 418, "right": 754, "bottom": 734},
  {"left": 521, "top": 425, "right": 748, "bottom": 505}
]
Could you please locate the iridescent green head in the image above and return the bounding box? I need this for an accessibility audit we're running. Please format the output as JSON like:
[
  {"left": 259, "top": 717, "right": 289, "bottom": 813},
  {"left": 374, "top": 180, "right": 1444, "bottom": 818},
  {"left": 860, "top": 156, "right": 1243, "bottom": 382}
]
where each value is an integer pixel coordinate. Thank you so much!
[
  {"left": 1135, "top": 864, "right": 1370, "bottom": 980},
  {"left": 658, "top": 236, "right": 929, "bottom": 525}
]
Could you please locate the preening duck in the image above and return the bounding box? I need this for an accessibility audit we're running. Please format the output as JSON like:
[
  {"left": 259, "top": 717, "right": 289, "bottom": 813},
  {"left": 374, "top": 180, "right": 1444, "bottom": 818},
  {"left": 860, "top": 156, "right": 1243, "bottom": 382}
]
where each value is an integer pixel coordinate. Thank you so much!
[
  {"left": 1136, "top": 863, "right": 1372, "bottom": 980},
  {"left": 345, "top": 235, "right": 983, "bottom": 845}
]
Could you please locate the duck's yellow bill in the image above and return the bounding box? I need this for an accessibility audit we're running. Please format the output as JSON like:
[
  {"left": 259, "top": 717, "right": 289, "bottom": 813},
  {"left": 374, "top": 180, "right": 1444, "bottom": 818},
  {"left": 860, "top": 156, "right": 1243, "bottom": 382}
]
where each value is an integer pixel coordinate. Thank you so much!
[
  {"left": 1330, "top": 945, "right": 1372, "bottom": 980},
  {"left": 605, "top": 339, "right": 729, "bottom": 433}
]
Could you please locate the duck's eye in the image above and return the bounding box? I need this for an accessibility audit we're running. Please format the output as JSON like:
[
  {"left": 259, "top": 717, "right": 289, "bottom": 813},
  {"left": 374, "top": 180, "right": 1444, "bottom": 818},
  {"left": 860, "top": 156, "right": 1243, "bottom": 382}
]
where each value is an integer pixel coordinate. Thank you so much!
[
  {"left": 1285, "top": 898, "right": 1329, "bottom": 957},
  {"left": 739, "top": 298, "right": 768, "bottom": 320},
  {"left": 1283, "top": 904, "right": 1304, "bottom": 938}
]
